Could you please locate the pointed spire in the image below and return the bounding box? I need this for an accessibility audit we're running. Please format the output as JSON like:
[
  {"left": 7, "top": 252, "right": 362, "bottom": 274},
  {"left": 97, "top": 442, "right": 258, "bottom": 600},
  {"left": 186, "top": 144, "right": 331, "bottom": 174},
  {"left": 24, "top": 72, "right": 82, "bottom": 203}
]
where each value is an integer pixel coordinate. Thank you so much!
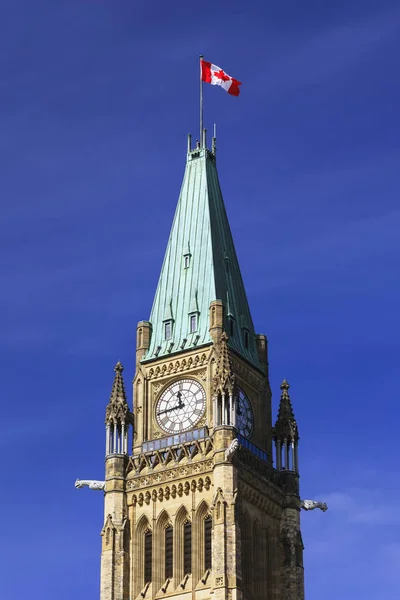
[
  {"left": 105, "top": 362, "right": 129, "bottom": 425},
  {"left": 274, "top": 380, "right": 299, "bottom": 442},
  {"left": 144, "top": 139, "right": 260, "bottom": 369},
  {"left": 213, "top": 332, "right": 235, "bottom": 395}
]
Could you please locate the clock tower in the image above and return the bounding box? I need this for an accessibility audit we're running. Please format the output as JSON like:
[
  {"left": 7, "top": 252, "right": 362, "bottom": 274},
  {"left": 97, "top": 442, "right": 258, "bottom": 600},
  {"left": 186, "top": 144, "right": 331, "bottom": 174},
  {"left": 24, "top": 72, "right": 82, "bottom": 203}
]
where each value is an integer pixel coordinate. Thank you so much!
[{"left": 100, "top": 133, "right": 304, "bottom": 600}]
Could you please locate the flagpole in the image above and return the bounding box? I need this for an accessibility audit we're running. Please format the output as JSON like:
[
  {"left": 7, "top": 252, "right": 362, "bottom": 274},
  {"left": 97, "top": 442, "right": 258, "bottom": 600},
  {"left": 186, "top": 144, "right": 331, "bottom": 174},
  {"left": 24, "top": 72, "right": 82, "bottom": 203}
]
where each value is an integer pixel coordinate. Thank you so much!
[{"left": 199, "top": 54, "right": 203, "bottom": 146}]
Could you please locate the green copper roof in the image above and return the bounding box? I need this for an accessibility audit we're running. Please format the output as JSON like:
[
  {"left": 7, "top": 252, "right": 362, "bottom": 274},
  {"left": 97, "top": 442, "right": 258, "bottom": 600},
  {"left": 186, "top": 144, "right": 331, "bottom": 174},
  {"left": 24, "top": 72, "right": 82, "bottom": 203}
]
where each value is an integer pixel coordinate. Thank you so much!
[{"left": 143, "top": 142, "right": 261, "bottom": 370}]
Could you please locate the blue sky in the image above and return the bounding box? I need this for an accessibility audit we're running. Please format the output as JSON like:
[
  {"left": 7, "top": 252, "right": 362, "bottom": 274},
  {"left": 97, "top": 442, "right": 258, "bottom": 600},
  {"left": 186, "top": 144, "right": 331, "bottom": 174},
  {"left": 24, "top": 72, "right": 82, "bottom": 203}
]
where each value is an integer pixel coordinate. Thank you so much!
[{"left": 1, "top": 0, "right": 399, "bottom": 598}]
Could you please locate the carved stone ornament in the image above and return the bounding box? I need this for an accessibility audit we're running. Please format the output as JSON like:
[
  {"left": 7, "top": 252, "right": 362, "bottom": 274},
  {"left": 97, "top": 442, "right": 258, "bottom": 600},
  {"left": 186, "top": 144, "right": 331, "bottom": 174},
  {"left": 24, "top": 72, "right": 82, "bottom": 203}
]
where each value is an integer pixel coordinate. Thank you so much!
[
  {"left": 225, "top": 438, "right": 239, "bottom": 462},
  {"left": 213, "top": 332, "right": 235, "bottom": 395},
  {"left": 147, "top": 354, "right": 208, "bottom": 380},
  {"left": 301, "top": 499, "right": 328, "bottom": 512},
  {"left": 274, "top": 380, "right": 299, "bottom": 443},
  {"left": 105, "top": 362, "right": 132, "bottom": 426},
  {"left": 75, "top": 479, "right": 105, "bottom": 491}
]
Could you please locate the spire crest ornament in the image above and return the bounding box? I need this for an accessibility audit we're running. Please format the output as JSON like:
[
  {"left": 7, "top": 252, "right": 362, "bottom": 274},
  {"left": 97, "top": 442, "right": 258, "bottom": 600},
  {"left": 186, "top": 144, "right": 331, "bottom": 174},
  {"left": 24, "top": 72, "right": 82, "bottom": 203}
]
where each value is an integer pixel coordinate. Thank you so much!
[
  {"left": 274, "top": 379, "right": 299, "bottom": 443},
  {"left": 105, "top": 361, "right": 130, "bottom": 426}
]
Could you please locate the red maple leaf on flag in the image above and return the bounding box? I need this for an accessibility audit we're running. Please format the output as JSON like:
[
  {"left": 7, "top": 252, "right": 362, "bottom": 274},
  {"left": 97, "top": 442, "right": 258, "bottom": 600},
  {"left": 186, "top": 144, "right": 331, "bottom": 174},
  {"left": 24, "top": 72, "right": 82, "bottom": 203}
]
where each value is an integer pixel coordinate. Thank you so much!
[{"left": 213, "top": 69, "right": 231, "bottom": 82}]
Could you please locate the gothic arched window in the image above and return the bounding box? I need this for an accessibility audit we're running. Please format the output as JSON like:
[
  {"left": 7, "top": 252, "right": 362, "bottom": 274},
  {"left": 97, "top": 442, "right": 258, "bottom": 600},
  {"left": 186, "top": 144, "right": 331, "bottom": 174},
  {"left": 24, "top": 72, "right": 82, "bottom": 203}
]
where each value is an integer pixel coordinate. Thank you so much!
[
  {"left": 204, "top": 515, "right": 212, "bottom": 571},
  {"left": 184, "top": 520, "right": 192, "bottom": 575},
  {"left": 144, "top": 530, "right": 152, "bottom": 583},
  {"left": 165, "top": 525, "right": 173, "bottom": 579}
]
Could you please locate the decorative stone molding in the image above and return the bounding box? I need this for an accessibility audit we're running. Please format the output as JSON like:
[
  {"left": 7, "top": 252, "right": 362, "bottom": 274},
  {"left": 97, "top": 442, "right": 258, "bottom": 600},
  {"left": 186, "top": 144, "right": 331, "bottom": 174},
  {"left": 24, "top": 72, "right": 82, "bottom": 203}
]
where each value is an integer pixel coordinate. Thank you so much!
[
  {"left": 230, "top": 355, "right": 265, "bottom": 389},
  {"left": 126, "top": 459, "right": 214, "bottom": 490},
  {"left": 197, "top": 368, "right": 207, "bottom": 381},
  {"left": 239, "top": 468, "right": 282, "bottom": 507},
  {"left": 147, "top": 354, "right": 208, "bottom": 380},
  {"left": 130, "top": 476, "right": 211, "bottom": 506},
  {"left": 126, "top": 438, "right": 214, "bottom": 477},
  {"left": 212, "top": 332, "right": 235, "bottom": 395},
  {"left": 236, "top": 446, "right": 282, "bottom": 492},
  {"left": 239, "top": 481, "right": 282, "bottom": 520}
]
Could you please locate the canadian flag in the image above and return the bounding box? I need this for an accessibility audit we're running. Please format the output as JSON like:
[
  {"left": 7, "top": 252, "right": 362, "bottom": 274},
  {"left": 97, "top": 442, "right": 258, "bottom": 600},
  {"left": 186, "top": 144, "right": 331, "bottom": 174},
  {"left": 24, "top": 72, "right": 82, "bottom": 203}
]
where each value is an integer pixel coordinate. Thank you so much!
[{"left": 200, "top": 59, "right": 241, "bottom": 97}]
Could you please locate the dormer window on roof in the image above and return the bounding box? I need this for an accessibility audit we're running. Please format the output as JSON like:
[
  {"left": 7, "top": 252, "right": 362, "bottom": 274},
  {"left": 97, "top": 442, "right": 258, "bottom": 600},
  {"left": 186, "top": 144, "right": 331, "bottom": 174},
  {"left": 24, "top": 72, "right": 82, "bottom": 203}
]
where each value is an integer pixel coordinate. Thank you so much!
[
  {"left": 189, "top": 314, "right": 198, "bottom": 333},
  {"left": 243, "top": 328, "right": 250, "bottom": 349},
  {"left": 164, "top": 320, "right": 173, "bottom": 341},
  {"left": 228, "top": 316, "right": 235, "bottom": 337},
  {"left": 183, "top": 242, "right": 192, "bottom": 269},
  {"left": 224, "top": 253, "right": 230, "bottom": 274}
]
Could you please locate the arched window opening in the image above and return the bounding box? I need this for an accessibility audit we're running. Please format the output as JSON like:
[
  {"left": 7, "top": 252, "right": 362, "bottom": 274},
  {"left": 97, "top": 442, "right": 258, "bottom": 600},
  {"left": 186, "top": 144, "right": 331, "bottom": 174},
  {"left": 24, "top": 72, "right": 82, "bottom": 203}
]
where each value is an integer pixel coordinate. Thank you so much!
[
  {"left": 184, "top": 521, "right": 192, "bottom": 575},
  {"left": 217, "top": 392, "right": 222, "bottom": 426},
  {"left": 204, "top": 516, "right": 212, "bottom": 571},
  {"left": 144, "top": 530, "right": 152, "bottom": 583},
  {"left": 165, "top": 525, "right": 173, "bottom": 579},
  {"left": 243, "top": 328, "right": 249, "bottom": 349}
]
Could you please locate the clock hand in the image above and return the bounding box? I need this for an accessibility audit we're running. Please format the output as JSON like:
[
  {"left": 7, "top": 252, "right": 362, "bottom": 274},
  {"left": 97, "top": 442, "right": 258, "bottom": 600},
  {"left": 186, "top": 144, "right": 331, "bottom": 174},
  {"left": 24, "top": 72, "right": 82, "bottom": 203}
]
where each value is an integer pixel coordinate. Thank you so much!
[
  {"left": 175, "top": 390, "right": 185, "bottom": 410},
  {"left": 157, "top": 402, "right": 186, "bottom": 416}
]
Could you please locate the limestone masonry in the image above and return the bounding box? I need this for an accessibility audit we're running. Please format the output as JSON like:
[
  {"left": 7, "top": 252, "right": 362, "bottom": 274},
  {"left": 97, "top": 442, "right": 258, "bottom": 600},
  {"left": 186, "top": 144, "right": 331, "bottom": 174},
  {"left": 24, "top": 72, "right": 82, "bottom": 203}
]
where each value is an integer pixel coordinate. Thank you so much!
[{"left": 93, "top": 134, "right": 308, "bottom": 600}]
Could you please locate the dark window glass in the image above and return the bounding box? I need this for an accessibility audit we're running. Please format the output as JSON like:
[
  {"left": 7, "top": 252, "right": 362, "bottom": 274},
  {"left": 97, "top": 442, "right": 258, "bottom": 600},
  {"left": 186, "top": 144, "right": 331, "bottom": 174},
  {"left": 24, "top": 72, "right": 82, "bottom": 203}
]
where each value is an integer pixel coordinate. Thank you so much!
[
  {"left": 244, "top": 329, "right": 249, "bottom": 349},
  {"left": 144, "top": 531, "right": 152, "bottom": 583},
  {"left": 190, "top": 314, "right": 197, "bottom": 333},
  {"left": 165, "top": 525, "right": 173, "bottom": 579},
  {"left": 229, "top": 318, "right": 234, "bottom": 337},
  {"left": 184, "top": 521, "right": 192, "bottom": 574},
  {"left": 165, "top": 321, "right": 172, "bottom": 340},
  {"left": 204, "top": 516, "right": 212, "bottom": 570}
]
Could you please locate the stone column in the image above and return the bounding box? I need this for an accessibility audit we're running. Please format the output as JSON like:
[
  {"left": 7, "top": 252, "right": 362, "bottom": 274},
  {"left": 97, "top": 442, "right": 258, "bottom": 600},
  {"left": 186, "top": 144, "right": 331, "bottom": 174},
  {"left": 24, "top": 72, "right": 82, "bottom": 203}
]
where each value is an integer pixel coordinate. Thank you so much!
[
  {"left": 279, "top": 471, "right": 304, "bottom": 600},
  {"left": 276, "top": 440, "right": 282, "bottom": 470},
  {"left": 121, "top": 423, "right": 125, "bottom": 454},
  {"left": 101, "top": 454, "right": 129, "bottom": 600},
  {"left": 294, "top": 443, "right": 299, "bottom": 473},
  {"left": 212, "top": 427, "right": 240, "bottom": 600},
  {"left": 106, "top": 425, "right": 110, "bottom": 456},
  {"left": 230, "top": 393, "right": 236, "bottom": 428}
]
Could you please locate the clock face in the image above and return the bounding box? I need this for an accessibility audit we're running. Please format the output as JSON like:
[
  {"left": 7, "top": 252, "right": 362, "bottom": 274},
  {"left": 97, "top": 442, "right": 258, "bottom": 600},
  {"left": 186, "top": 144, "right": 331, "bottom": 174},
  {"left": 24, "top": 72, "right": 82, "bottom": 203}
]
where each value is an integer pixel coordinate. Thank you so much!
[
  {"left": 236, "top": 387, "right": 254, "bottom": 438},
  {"left": 156, "top": 379, "right": 206, "bottom": 434}
]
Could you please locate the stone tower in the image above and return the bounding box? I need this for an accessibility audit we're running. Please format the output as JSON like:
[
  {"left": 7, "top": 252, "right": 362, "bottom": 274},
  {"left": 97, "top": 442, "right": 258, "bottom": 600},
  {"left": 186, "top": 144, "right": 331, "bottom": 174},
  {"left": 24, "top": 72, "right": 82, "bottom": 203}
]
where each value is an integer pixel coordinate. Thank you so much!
[{"left": 100, "top": 134, "right": 304, "bottom": 600}]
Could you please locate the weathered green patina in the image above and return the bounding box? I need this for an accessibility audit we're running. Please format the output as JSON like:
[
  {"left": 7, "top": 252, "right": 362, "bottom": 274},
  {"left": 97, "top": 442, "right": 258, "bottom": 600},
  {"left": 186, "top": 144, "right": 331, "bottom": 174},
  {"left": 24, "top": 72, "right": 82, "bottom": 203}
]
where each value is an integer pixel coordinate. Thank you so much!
[{"left": 143, "top": 142, "right": 260, "bottom": 370}]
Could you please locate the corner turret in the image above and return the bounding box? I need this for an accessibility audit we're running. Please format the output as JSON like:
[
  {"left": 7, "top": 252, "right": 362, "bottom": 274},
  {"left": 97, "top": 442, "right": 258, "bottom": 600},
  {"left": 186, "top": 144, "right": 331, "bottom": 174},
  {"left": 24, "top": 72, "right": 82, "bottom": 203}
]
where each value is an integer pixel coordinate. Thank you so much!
[
  {"left": 105, "top": 362, "right": 133, "bottom": 456},
  {"left": 274, "top": 380, "right": 299, "bottom": 472},
  {"left": 212, "top": 331, "right": 236, "bottom": 428}
]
